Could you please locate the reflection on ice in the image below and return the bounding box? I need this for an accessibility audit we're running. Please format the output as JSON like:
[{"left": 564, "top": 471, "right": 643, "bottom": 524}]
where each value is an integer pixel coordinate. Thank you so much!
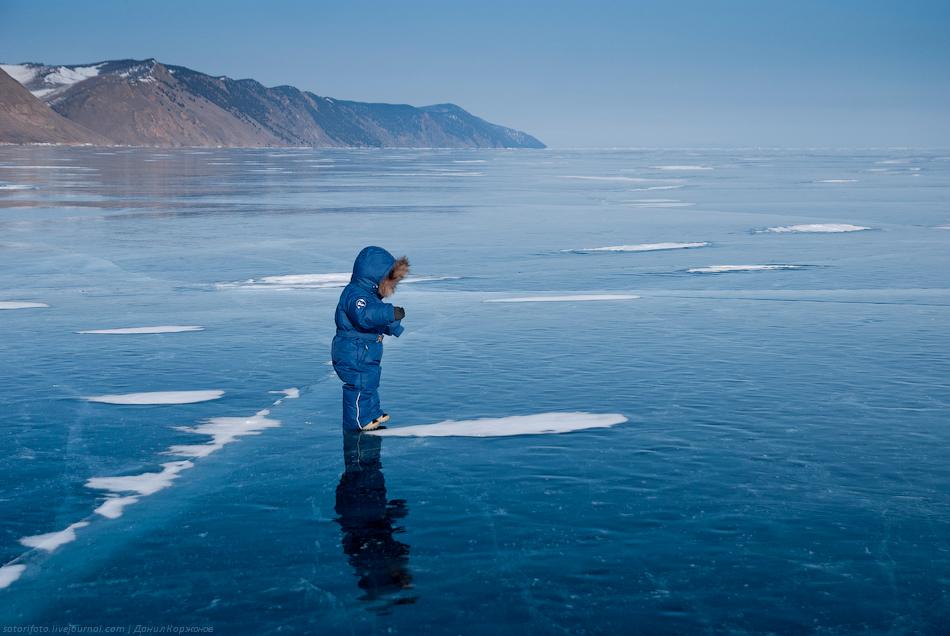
[
  {"left": 77, "top": 326, "right": 204, "bottom": 334},
  {"left": 336, "top": 432, "right": 415, "bottom": 604},
  {"left": 485, "top": 295, "right": 639, "bottom": 303},
  {"left": 19, "top": 522, "right": 90, "bottom": 552},
  {"left": 372, "top": 412, "right": 627, "bottom": 437},
  {"left": 83, "top": 390, "right": 225, "bottom": 404}
]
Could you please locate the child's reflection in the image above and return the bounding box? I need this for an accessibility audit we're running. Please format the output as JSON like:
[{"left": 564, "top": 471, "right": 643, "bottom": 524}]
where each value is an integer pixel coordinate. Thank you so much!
[{"left": 335, "top": 430, "right": 415, "bottom": 604}]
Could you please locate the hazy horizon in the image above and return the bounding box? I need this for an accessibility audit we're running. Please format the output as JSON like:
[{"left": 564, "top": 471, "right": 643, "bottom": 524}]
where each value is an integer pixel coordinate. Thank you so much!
[{"left": 1, "top": 0, "right": 947, "bottom": 148}]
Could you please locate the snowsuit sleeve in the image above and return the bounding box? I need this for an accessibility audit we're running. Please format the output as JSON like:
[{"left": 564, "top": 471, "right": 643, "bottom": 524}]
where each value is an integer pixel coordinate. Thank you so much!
[{"left": 346, "top": 296, "right": 404, "bottom": 337}]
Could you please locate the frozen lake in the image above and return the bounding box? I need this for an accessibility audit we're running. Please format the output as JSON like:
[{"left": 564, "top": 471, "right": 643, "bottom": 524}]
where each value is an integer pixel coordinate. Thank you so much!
[{"left": 1, "top": 147, "right": 948, "bottom": 634}]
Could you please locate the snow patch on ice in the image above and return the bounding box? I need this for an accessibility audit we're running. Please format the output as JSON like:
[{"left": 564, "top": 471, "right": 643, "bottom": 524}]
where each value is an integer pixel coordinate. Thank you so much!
[
  {"left": 372, "top": 412, "right": 627, "bottom": 437},
  {"left": 95, "top": 496, "right": 140, "bottom": 519},
  {"left": 86, "top": 461, "right": 193, "bottom": 496},
  {"left": 19, "top": 522, "right": 89, "bottom": 552},
  {"left": 814, "top": 180, "right": 858, "bottom": 183},
  {"left": 562, "top": 176, "right": 679, "bottom": 182},
  {"left": 166, "top": 410, "right": 281, "bottom": 459},
  {"left": 0, "top": 184, "right": 39, "bottom": 190},
  {"left": 689, "top": 265, "right": 803, "bottom": 273},
  {"left": 269, "top": 388, "right": 300, "bottom": 400},
  {"left": 77, "top": 326, "right": 204, "bottom": 334},
  {"left": 622, "top": 199, "right": 694, "bottom": 207},
  {"left": 0, "top": 301, "right": 48, "bottom": 310},
  {"left": 218, "top": 273, "right": 458, "bottom": 290},
  {"left": 485, "top": 295, "right": 640, "bottom": 303},
  {"left": 84, "top": 390, "right": 224, "bottom": 405},
  {"left": 566, "top": 242, "right": 710, "bottom": 252},
  {"left": 0, "top": 564, "right": 26, "bottom": 589},
  {"left": 761, "top": 224, "right": 871, "bottom": 233},
  {"left": 654, "top": 166, "right": 712, "bottom": 170}
]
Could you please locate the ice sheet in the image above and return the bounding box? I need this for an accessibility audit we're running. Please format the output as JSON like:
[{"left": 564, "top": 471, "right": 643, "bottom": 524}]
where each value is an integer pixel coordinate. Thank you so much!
[
  {"left": 484, "top": 295, "right": 640, "bottom": 303},
  {"left": 0, "top": 564, "right": 26, "bottom": 589},
  {"left": 86, "top": 461, "right": 194, "bottom": 496},
  {"left": 371, "top": 412, "right": 628, "bottom": 437},
  {"left": 83, "top": 390, "right": 225, "bottom": 404},
  {"left": 19, "top": 522, "right": 90, "bottom": 552},
  {"left": 689, "top": 265, "right": 803, "bottom": 273},
  {"left": 566, "top": 242, "right": 709, "bottom": 252},
  {"left": 0, "top": 184, "right": 40, "bottom": 190},
  {"left": 654, "top": 165, "right": 712, "bottom": 170},
  {"left": 0, "top": 301, "right": 49, "bottom": 310},
  {"left": 814, "top": 179, "right": 858, "bottom": 183},
  {"left": 77, "top": 326, "right": 204, "bottom": 334},
  {"left": 762, "top": 224, "right": 871, "bottom": 233}
]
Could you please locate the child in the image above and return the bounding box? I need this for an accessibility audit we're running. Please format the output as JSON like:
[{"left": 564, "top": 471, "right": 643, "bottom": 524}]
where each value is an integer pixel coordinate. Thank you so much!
[{"left": 332, "top": 246, "right": 409, "bottom": 430}]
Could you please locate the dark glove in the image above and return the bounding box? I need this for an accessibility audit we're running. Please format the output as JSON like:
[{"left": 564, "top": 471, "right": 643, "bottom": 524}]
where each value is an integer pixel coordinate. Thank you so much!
[{"left": 393, "top": 306, "right": 406, "bottom": 321}]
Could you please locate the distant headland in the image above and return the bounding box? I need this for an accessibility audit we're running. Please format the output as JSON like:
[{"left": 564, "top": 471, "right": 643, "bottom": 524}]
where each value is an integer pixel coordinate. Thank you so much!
[{"left": 0, "top": 59, "right": 545, "bottom": 149}]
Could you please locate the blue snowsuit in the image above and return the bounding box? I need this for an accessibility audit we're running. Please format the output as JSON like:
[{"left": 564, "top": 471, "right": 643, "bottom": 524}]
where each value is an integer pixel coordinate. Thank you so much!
[{"left": 332, "top": 247, "right": 405, "bottom": 430}]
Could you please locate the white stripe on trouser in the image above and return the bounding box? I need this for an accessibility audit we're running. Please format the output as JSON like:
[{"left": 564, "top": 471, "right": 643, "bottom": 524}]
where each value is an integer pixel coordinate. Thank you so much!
[{"left": 356, "top": 391, "right": 362, "bottom": 429}]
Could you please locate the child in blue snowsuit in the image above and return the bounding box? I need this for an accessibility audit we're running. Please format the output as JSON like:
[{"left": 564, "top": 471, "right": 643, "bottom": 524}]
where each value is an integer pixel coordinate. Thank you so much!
[{"left": 332, "top": 246, "right": 409, "bottom": 430}]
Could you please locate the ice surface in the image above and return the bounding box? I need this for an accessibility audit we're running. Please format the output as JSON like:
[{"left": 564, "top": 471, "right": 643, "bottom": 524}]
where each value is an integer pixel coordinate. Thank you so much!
[
  {"left": 19, "top": 522, "right": 89, "bottom": 552},
  {"left": 83, "top": 390, "right": 225, "bottom": 405},
  {"left": 86, "top": 461, "right": 193, "bottom": 496},
  {"left": 0, "top": 302, "right": 48, "bottom": 310},
  {"left": 762, "top": 224, "right": 871, "bottom": 233},
  {"left": 371, "top": 412, "right": 628, "bottom": 437},
  {"left": 562, "top": 176, "right": 678, "bottom": 182},
  {"left": 654, "top": 165, "right": 712, "bottom": 170},
  {"left": 77, "top": 326, "right": 204, "bottom": 334},
  {"left": 0, "top": 184, "right": 39, "bottom": 190},
  {"left": 688, "top": 265, "right": 803, "bottom": 273},
  {"left": 815, "top": 179, "right": 858, "bottom": 183},
  {"left": 566, "top": 242, "right": 710, "bottom": 253},
  {"left": 166, "top": 409, "right": 281, "bottom": 458},
  {"left": 484, "top": 295, "right": 640, "bottom": 302},
  {"left": 0, "top": 564, "right": 26, "bottom": 589}
]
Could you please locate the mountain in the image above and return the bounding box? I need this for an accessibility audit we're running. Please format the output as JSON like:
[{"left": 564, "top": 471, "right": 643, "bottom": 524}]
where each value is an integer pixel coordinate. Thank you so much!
[
  {"left": 0, "top": 66, "right": 112, "bottom": 145},
  {"left": 0, "top": 59, "right": 545, "bottom": 148}
]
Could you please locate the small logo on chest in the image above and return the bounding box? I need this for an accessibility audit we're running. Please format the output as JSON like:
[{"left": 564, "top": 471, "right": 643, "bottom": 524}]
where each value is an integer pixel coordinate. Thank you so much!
[{"left": 356, "top": 298, "right": 366, "bottom": 310}]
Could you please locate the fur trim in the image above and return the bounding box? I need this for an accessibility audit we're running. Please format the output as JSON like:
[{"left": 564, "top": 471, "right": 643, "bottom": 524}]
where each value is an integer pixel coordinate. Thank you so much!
[{"left": 378, "top": 256, "right": 409, "bottom": 298}]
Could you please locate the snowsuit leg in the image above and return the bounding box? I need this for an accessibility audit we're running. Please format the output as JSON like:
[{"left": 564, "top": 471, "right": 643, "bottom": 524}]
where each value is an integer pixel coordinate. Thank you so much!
[{"left": 332, "top": 335, "right": 385, "bottom": 430}]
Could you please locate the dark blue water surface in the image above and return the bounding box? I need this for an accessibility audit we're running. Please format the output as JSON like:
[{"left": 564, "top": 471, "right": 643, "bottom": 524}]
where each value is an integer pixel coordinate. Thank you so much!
[{"left": 1, "top": 148, "right": 948, "bottom": 634}]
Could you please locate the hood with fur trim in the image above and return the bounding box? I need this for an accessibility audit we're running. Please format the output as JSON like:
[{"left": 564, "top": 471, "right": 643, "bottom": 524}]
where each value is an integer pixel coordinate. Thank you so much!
[{"left": 350, "top": 246, "right": 409, "bottom": 298}]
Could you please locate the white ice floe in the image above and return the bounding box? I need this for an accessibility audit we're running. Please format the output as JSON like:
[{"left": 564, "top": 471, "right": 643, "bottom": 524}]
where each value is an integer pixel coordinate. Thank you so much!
[
  {"left": 689, "top": 265, "right": 803, "bottom": 273},
  {"left": 0, "top": 564, "right": 26, "bottom": 589},
  {"left": 87, "top": 461, "right": 193, "bottom": 496},
  {"left": 94, "top": 496, "right": 140, "bottom": 519},
  {"left": 84, "top": 390, "right": 224, "bottom": 405},
  {"left": 566, "top": 242, "right": 709, "bottom": 253},
  {"left": 372, "top": 412, "right": 627, "bottom": 437},
  {"left": 814, "top": 179, "right": 858, "bottom": 183},
  {"left": 762, "top": 224, "right": 871, "bottom": 233},
  {"left": 485, "top": 295, "right": 640, "bottom": 303},
  {"left": 166, "top": 410, "right": 281, "bottom": 458},
  {"left": 77, "top": 326, "right": 204, "bottom": 334},
  {"left": 0, "top": 301, "right": 49, "bottom": 310},
  {"left": 19, "top": 522, "right": 90, "bottom": 552},
  {"left": 218, "top": 273, "right": 458, "bottom": 290}
]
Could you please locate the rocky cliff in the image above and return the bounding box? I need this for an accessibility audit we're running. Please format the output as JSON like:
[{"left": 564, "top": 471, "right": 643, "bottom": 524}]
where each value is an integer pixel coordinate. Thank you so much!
[{"left": 0, "top": 59, "right": 545, "bottom": 148}]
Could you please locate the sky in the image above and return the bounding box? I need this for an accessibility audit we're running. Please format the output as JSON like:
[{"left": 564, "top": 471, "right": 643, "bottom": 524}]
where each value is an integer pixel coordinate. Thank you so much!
[{"left": 1, "top": 0, "right": 947, "bottom": 148}]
